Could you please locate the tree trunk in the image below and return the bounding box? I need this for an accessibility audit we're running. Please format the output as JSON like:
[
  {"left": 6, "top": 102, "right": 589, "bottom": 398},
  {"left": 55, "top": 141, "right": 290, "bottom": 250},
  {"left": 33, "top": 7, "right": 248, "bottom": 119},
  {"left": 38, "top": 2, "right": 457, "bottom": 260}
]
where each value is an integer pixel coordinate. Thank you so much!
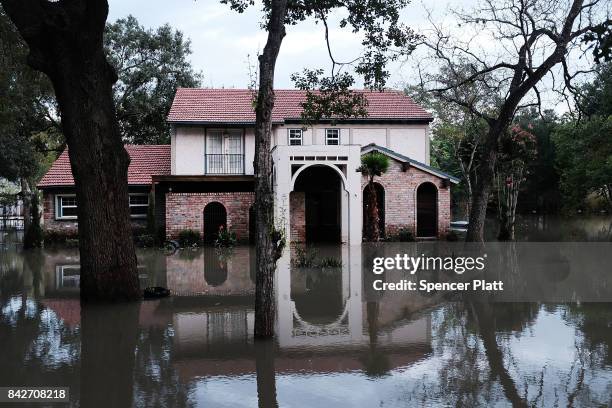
[
  {"left": 20, "top": 177, "right": 31, "bottom": 237},
  {"left": 253, "top": 0, "right": 288, "bottom": 338},
  {"left": 466, "top": 130, "right": 498, "bottom": 242},
  {"left": 365, "top": 179, "right": 380, "bottom": 241},
  {"left": 2, "top": 0, "right": 140, "bottom": 300},
  {"left": 255, "top": 339, "right": 278, "bottom": 408}
]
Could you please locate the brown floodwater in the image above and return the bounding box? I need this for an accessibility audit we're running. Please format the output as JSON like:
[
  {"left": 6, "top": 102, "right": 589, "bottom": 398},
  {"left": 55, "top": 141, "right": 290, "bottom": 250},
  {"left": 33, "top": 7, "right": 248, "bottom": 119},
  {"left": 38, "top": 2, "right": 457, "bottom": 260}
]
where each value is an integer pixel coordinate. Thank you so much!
[{"left": 1, "top": 215, "right": 611, "bottom": 407}]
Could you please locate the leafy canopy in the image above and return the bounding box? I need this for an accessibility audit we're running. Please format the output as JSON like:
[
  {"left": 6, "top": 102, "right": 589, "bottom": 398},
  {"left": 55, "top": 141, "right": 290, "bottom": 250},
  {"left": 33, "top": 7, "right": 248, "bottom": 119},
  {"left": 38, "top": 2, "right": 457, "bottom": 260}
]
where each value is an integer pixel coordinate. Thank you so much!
[
  {"left": 105, "top": 15, "right": 202, "bottom": 144},
  {"left": 358, "top": 152, "right": 389, "bottom": 178}
]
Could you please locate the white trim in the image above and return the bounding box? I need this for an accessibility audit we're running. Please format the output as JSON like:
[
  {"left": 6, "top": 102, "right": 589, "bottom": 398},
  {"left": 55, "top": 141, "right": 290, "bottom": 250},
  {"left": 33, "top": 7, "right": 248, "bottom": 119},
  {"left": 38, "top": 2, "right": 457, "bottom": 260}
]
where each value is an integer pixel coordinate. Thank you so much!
[
  {"left": 129, "top": 193, "right": 149, "bottom": 219},
  {"left": 55, "top": 194, "right": 77, "bottom": 220},
  {"left": 288, "top": 128, "right": 303, "bottom": 146},
  {"left": 325, "top": 128, "right": 340, "bottom": 145}
]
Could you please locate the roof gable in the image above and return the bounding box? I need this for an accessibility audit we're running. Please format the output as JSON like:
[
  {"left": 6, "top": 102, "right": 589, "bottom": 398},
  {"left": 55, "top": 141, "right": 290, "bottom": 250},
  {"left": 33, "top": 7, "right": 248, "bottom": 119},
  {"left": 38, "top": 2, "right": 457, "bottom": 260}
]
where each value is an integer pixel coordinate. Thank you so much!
[
  {"left": 167, "top": 88, "right": 433, "bottom": 124},
  {"left": 361, "top": 144, "right": 460, "bottom": 184}
]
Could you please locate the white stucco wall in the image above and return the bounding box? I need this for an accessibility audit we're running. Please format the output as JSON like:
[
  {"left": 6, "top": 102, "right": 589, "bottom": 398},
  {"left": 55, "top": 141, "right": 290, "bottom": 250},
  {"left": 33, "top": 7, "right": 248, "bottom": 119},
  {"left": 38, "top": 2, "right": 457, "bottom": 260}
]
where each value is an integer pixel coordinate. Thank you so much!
[
  {"left": 171, "top": 123, "right": 430, "bottom": 175},
  {"left": 174, "top": 127, "right": 205, "bottom": 175}
]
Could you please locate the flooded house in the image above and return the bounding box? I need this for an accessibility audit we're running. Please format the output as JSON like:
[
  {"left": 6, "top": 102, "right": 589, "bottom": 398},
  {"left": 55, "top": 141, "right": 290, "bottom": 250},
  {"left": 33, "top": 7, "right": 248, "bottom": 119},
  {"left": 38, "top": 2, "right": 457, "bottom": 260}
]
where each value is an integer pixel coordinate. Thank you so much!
[{"left": 37, "top": 89, "right": 459, "bottom": 242}]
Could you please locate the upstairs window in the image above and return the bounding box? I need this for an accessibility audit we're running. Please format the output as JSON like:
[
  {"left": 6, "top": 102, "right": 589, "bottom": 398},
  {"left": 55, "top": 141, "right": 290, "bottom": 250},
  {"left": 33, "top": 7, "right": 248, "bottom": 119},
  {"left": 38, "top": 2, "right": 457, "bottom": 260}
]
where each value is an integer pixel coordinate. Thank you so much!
[
  {"left": 129, "top": 194, "right": 149, "bottom": 218},
  {"left": 288, "top": 129, "right": 303, "bottom": 146},
  {"left": 56, "top": 195, "right": 78, "bottom": 219},
  {"left": 326, "top": 129, "right": 340, "bottom": 145}
]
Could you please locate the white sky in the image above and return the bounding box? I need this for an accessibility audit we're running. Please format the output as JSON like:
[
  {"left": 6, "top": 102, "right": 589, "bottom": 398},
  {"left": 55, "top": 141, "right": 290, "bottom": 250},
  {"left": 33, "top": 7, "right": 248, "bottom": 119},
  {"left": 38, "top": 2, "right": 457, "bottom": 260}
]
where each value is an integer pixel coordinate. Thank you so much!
[{"left": 107, "top": 0, "right": 477, "bottom": 89}]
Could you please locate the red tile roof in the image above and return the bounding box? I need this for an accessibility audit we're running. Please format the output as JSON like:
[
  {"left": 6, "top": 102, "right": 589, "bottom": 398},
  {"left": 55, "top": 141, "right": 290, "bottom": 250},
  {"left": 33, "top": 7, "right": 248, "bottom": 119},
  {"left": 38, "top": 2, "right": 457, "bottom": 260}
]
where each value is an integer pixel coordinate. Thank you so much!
[
  {"left": 38, "top": 145, "right": 171, "bottom": 188},
  {"left": 167, "top": 88, "right": 433, "bottom": 123}
]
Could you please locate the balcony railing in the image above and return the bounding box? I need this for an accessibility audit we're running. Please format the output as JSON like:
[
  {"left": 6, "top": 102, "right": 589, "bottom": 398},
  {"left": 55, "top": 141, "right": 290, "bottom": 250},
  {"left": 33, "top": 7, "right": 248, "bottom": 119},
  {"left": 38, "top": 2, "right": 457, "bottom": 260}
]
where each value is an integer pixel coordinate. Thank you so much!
[{"left": 205, "top": 154, "right": 244, "bottom": 175}]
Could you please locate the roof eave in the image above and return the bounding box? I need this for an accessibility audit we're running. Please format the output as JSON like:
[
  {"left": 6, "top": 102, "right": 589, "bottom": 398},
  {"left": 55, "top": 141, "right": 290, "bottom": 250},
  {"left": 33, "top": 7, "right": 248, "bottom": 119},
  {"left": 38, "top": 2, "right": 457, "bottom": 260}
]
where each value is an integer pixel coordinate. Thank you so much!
[{"left": 361, "top": 144, "right": 460, "bottom": 184}]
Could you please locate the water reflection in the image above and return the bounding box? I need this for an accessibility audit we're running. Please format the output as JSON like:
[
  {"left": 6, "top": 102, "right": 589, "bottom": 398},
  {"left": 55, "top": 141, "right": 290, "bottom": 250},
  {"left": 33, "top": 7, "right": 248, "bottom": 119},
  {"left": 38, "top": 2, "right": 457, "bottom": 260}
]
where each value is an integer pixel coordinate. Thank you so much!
[{"left": 0, "top": 241, "right": 611, "bottom": 407}]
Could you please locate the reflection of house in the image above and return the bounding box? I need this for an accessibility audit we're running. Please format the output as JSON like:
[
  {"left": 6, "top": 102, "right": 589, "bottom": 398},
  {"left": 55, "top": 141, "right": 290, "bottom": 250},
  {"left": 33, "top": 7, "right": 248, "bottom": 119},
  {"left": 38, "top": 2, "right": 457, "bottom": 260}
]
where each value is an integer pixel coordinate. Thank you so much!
[{"left": 38, "top": 89, "right": 458, "bottom": 242}]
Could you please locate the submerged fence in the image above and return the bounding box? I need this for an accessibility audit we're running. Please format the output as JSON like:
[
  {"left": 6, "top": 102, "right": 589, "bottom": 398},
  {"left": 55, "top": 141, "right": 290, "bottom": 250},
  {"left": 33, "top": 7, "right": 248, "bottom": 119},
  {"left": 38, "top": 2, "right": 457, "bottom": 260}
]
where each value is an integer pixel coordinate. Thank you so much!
[{"left": 0, "top": 200, "right": 24, "bottom": 231}]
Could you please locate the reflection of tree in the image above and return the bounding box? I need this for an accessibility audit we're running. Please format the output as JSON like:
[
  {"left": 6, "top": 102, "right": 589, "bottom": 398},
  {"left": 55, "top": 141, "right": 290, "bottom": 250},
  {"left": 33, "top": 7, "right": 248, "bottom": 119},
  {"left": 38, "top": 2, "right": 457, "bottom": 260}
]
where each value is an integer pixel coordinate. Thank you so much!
[
  {"left": 255, "top": 339, "right": 278, "bottom": 408},
  {"left": 80, "top": 303, "right": 140, "bottom": 407},
  {"left": 469, "top": 301, "right": 528, "bottom": 407},
  {"left": 359, "top": 301, "right": 390, "bottom": 377}
]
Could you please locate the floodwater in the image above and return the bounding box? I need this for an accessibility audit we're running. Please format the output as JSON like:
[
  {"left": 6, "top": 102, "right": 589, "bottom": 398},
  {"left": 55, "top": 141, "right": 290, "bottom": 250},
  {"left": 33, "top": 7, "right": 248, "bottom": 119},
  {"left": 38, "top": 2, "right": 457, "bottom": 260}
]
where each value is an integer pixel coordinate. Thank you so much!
[{"left": 1, "top": 216, "right": 611, "bottom": 407}]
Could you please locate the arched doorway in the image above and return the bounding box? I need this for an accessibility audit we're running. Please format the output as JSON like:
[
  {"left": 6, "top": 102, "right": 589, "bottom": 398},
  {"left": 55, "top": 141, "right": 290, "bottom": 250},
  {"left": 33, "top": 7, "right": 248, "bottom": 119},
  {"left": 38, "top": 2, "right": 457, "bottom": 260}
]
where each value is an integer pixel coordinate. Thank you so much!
[
  {"left": 416, "top": 182, "right": 437, "bottom": 237},
  {"left": 363, "top": 183, "right": 385, "bottom": 238},
  {"left": 203, "top": 202, "right": 227, "bottom": 243},
  {"left": 292, "top": 165, "right": 343, "bottom": 243}
]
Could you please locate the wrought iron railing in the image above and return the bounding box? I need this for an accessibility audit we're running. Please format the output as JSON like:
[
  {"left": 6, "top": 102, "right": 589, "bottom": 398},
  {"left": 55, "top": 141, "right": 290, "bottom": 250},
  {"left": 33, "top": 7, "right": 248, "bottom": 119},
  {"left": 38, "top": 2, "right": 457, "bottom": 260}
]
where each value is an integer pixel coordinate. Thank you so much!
[{"left": 205, "top": 154, "right": 244, "bottom": 175}]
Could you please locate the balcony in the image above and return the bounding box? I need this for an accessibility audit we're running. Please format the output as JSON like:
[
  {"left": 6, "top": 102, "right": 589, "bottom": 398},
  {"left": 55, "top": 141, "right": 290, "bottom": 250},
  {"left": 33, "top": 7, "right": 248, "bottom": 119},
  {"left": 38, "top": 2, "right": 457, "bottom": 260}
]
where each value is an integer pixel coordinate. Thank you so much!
[{"left": 205, "top": 154, "right": 244, "bottom": 175}]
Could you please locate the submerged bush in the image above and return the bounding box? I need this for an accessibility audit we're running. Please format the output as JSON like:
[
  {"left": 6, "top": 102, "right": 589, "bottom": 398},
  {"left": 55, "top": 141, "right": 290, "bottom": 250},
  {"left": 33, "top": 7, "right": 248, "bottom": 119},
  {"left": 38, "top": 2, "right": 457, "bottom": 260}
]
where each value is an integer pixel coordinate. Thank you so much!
[
  {"left": 385, "top": 227, "right": 415, "bottom": 242},
  {"left": 291, "top": 246, "right": 318, "bottom": 267},
  {"left": 318, "top": 257, "right": 343, "bottom": 268},
  {"left": 177, "top": 229, "right": 201, "bottom": 247},
  {"left": 43, "top": 229, "right": 78, "bottom": 245},
  {"left": 215, "top": 227, "right": 237, "bottom": 247}
]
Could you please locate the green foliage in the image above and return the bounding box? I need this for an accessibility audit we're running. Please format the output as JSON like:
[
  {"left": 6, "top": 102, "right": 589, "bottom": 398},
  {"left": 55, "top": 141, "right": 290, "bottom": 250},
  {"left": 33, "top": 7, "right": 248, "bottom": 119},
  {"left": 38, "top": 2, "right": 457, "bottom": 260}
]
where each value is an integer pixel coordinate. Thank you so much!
[
  {"left": 553, "top": 116, "right": 612, "bottom": 212},
  {"left": 291, "top": 246, "right": 342, "bottom": 268},
  {"left": 105, "top": 15, "right": 202, "bottom": 144},
  {"left": 215, "top": 228, "right": 237, "bottom": 247},
  {"left": 386, "top": 228, "right": 415, "bottom": 242},
  {"left": 318, "top": 257, "right": 343, "bottom": 268},
  {"left": 292, "top": 246, "right": 318, "bottom": 268},
  {"left": 358, "top": 152, "right": 390, "bottom": 178},
  {"left": 177, "top": 229, "right": 201, "bottom": 247},
  {"left": 43, "top": 230, "right": 79, "bottom": 246},
  {"left": 0, "top": 10, "right": 60, "bottom": 184}
]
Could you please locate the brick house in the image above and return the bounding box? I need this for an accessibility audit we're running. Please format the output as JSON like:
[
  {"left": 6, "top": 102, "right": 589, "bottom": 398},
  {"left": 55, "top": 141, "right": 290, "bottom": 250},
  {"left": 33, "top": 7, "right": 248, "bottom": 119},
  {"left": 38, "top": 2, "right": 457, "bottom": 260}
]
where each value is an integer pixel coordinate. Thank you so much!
[{"left": 38, "top": 88, "right": 459, "bottom": 243}]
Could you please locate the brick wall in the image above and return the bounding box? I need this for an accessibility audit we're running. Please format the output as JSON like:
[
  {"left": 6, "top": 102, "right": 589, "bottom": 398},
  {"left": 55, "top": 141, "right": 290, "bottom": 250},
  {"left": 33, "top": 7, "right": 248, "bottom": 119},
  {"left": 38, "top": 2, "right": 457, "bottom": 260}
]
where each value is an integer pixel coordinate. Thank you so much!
[
  {"left": 41, "top": 189, "right": 148, "bottom": 234},
  {"left": 361, "top": 158, "right": 451, "bottom": 239},
  {"left": 165, "top": 192, "right": 254, "bottom": 241},
  {"left": 290, "top": 192, "right": 306, "bottom": 242}
]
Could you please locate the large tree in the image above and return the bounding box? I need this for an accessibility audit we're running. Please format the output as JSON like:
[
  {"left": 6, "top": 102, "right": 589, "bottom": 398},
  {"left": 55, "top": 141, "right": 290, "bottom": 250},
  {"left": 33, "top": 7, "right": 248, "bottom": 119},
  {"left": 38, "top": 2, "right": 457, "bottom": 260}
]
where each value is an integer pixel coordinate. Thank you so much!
[
  {"left": 223, "top": 0, "right": 419, "bottom": 337},
  {"left": 415, "top": 0, "right": 610, "bottom": 242},
  {"left": 1, "top": 0, "right": 140, "bottom": 300},
  {"left": 105, "top": 15, "right": 201, "bottom": 144}
]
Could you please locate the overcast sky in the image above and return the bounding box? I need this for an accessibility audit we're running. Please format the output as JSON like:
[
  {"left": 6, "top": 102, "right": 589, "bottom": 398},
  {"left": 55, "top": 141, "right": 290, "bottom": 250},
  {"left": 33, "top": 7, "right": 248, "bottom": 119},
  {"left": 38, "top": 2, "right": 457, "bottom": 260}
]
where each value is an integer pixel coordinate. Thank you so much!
[{"left": 107, "top": 0, "right": 475, "bottom": 89}]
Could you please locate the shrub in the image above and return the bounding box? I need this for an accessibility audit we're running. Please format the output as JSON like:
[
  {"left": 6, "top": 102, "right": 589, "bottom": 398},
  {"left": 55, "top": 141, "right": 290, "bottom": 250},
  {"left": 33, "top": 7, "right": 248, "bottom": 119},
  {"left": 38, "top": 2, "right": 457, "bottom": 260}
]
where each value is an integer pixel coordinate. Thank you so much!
[
  {"left": 43, "top": 229, "right": 78, "bottom": 245},
  {"left": 397, "top": 228, "right": 415, "bottom": 242},
  {"left": 292, "top": 246, "right": 318, "bottom": 267},
  {"left": 215, "top": 227, "right": 237, "bottom": 247},
  {"left": 318, "top": 257, "right": 343, "bottom": 268},
  {"left": 177, "top": 229, "right": 201, "bottom": 247}
]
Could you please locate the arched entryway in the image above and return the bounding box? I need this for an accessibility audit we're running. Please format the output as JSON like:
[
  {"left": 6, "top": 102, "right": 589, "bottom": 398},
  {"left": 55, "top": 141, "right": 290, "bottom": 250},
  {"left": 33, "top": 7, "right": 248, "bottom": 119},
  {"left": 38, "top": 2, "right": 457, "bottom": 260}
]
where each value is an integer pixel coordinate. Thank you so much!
[
  {"left": 416, "top": 182, "right": 438, "bottom": 237},
  {"left": 363, "top": 182, "right": 385, "bottom": 238},
  {"left": 292, "top": 165, "right": 344, "bottom": 243},
  {"left": 203, "top": 202, "right": 227, "bottom": 243}
]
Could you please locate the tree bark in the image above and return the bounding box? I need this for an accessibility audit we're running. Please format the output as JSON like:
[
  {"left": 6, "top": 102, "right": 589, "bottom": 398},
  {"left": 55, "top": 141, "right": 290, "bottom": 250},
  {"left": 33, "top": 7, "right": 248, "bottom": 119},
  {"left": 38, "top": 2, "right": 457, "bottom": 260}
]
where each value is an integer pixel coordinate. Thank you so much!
[
  {"left": 20, "top": 177, "right": 31, "bottom": 237},
  {"left": 365, "top": 178, "right": 380, "bottom": 241},
  {"left": 2, "top": 0, "right": 140, "bottom": 300},
  {"left": 253, "top": 0, "right": 288, "bottom": 338}
]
